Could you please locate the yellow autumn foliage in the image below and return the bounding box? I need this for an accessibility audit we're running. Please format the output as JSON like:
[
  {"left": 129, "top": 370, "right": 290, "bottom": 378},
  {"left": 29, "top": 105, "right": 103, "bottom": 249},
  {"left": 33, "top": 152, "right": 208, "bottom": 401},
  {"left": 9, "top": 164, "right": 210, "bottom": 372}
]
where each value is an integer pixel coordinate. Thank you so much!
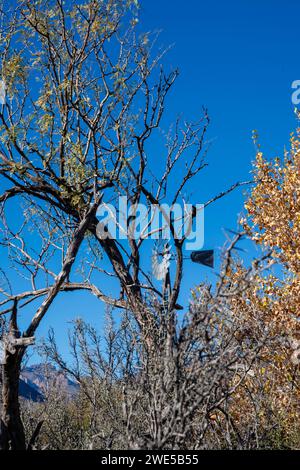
[{"left": 227, "top": 127, "right": 300, "bottom": 445}]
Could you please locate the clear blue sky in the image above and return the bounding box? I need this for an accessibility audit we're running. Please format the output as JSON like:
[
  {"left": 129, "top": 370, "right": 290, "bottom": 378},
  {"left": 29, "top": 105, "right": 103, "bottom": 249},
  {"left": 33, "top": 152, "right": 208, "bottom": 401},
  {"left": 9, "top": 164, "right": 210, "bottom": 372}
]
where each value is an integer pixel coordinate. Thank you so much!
[
  {"left": 4, "top": 0, "right": 300, "bottom": 363},
  {"left": 137, "top": 0, "right": 299, "bottom": 296}
]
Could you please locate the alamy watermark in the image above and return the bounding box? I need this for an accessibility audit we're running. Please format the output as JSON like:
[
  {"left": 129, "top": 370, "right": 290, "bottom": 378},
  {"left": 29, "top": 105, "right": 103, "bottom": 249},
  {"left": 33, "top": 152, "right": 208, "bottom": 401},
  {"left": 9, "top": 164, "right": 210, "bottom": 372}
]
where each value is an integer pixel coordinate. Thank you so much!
[
  {"left": 291, "top": 80, "right": 300, "bottom": 106},
  {"left": 0, "top": 80, "right": 5, "bottom": 105},
  {"left": 96, "top": 197, "right": 204, "bottom": 250}
]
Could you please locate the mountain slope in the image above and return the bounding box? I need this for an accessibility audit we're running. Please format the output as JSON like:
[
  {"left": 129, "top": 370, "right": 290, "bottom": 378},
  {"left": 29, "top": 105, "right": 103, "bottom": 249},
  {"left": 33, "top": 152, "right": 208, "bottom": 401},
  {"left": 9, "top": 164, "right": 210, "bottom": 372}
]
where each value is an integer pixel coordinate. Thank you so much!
[
  {"left": 19, "top": 378, "right": 44, "bottom": 402},
  {"left": 21, "top": 364, "right": 79, "bottom": 399}
]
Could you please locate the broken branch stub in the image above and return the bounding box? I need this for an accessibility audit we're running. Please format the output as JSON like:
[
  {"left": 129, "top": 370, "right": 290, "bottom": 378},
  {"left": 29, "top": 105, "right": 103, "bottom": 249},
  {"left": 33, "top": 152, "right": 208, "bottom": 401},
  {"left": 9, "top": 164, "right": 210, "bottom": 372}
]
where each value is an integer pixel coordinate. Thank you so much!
[{"left": 0, "top": 336, "right": 35, "bottom": 364}]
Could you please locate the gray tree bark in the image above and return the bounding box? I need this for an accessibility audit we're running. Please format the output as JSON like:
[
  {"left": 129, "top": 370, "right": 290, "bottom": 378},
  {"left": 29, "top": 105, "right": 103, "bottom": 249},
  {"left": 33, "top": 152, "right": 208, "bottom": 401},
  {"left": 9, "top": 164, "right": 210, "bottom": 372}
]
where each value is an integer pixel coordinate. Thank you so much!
[{"left": 0, "top": 352, "right": 25, "bottom": 450}]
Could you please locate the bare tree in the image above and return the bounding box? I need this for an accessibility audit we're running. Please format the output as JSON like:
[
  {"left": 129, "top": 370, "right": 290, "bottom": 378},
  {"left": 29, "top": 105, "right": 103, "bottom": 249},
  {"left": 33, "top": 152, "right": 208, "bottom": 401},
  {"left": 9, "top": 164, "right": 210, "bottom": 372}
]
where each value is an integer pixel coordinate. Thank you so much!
[
  {"left": 32, "top": 238, "right": 272, "bottom": 451},
  {"left": 0, "top": 0, "right": 249, "bottom": 449}
]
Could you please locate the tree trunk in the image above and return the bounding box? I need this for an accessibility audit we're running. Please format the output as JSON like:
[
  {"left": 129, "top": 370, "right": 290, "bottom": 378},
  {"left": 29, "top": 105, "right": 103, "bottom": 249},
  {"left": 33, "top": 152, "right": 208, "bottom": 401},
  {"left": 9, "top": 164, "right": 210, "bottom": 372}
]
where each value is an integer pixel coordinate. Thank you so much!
[{"left": 0, "top": 352, "right": 26, "bottom": 450}]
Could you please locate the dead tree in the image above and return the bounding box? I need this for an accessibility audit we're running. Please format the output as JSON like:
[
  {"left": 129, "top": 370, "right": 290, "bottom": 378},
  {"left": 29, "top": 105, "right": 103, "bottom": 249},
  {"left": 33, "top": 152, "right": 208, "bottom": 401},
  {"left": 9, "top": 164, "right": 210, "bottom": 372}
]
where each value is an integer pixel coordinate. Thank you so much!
[
  {"left": 0, "top": 0, "right": 249, "bottom": 448},
  {"left": 38, "top": 240, "right": 272, "bottom": 450},
  {"left": 0, "top": 303, "right": 34, "bottom": 449}
]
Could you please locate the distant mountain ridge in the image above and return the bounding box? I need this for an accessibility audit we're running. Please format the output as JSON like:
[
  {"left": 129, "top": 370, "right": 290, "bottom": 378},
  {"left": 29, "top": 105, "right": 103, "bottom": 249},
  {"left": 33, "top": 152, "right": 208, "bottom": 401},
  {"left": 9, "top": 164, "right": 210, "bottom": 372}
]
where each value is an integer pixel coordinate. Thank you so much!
[
  {"left": 19, "top": 377, "right": 44, "bottom": 402},
  {"left": 19, "top": 364, "right": 79, "bottom": 402}
]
